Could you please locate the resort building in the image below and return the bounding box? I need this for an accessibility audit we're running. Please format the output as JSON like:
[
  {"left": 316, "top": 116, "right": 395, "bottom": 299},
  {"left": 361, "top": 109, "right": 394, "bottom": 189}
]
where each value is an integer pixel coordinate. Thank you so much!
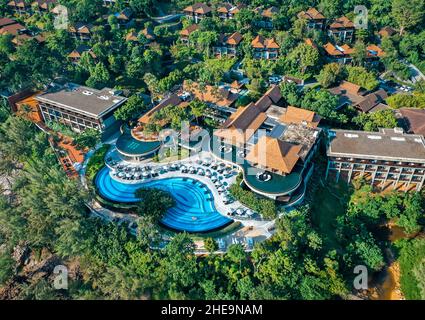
[
  {"left": 180, "top": 24, "right": 199, "bottom": 45},
  {"left": 328, "top": 16, "right": 355, "bottom": 43},
  {"left": 0, "top": 19, "right": 27, "bottom": 37},
  {"left": 398, "top": 109, "right": 425, "bottom": 137},
  {"left": 69, "top": 23, "right": 94, "bottom": 41},
  {"left": 32, "top": 0, "right": 57, "bottom": 12},
  {"left": 182, "top": 80, "right": 239, "bottom": 109},
  {"left": 323, "top": 43, "right": 354, "bottom": 64},
  {"left": 323, "top": 42, "right": 385, "bottom": 65},
  {"left": 126, "top": 27, "right": 155, "bottom": 46},
  {"left": 217, "top": 3, "right": 243, "bottom": 20},
  {"left": 0, "top": 17, "right": 17, "bottom": 29},
  {"left": 35, "top": 83, "right": 127, "bottom": 133},
  {"left": 254, "top": 6, "right": 278, "bottom": 29},
  {"left": 297, "top": 7, "right": 326, "bottom": 30},
  {"left": 352, "top": 89, "right": 389, "bottom": 113},
  {"left": 378, "top": 26, "right": 397, "bottom": 38},
  {"left": 213, "top": 86, "right": 322, "bottom": 207},
  {"left": 328, "top": 81, "right": 389, "bottom": 111},
  {"left": 183, "top": 3, "right": 212, "bottom": 23},
  {"left": 212, "top": 32, "right": 243, "bottom": 58},
  {"left": 326, "top": 128, "right": 425, "bottom": 191},
  {"left": 114, "top": 8, "right": 134, "bottom": 27},
  {"left": 251, "top": 35, "right": 279, "bottom": 60},
  {"left": 7, "top": 0, "right": 32, "bottom": 15},
  {"left": 68, "top": 45, "right": 97, "bottom": 63}
]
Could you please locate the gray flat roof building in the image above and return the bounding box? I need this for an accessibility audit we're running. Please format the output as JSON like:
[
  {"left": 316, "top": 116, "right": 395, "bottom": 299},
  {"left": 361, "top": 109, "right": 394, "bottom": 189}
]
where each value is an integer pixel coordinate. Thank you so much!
[
  {"left": 327, "top": 128, "right": 425, "bottom": 163},
  {"left": 36, "top": 83, "right": 127, "bottom": 133},
  {"left": 36, "top": 83, "right": 127, "bottom": 119}
]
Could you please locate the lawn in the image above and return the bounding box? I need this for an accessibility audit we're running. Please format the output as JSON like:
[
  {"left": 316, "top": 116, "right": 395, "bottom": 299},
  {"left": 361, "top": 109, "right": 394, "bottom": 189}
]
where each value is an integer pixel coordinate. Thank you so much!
[{"left": 311, "top": 180, "right": 352, "bottom": 250}]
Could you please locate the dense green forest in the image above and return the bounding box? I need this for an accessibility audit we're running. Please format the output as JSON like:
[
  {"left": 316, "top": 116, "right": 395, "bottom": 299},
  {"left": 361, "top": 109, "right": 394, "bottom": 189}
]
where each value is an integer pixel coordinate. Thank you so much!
[{"left": 0, "top": 0, "right": 425, "bottom": 300}]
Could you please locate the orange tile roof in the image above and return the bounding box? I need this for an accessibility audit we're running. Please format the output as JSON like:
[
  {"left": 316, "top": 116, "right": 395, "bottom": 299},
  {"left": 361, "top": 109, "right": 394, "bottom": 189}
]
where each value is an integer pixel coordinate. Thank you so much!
[
  {"left": 280, "top": 106, "right": 321, "bottom": 128},
  {"left": 214, "top": 105, "right": 267, "bottom": 146},
  {"left": 230, "top": 4, "right": 244, "bottom": 14},
  {"left": 8, "top": 0, "right": 30, "bottom": 8},
  {"left": 0, "top": 17, "right": 16, "bottom": 28},
  {"left": 184, "top": 2, "right": 212, "bottom": 14},
  {"left": 261, "top": 6, "right": 278, "bottom": 18},
  {"left": 217, "top": 3, "right": 233, "bottom": 13},
  {"left": 33, "top": 0, "right": 57, "bottom": 10},
  {"left": 329, "top": 16, "right": 355, "bottom": 29},
  {"left": 125, "top": 31, "right": 138, "bottom": 41},
  {"left": 298, "top": 7, "right": 325, "bottom": 20},
  {"left": 304, "top": 38, "right": 317, "bottom": 49},
  {"left": 230, "top": 80, "right": 244, "bottom": 89},
  {"left": 141, "top": 27, "right": 155, "bottom": 40},
  {"left": 183, "top": 80, "right": 239, "bottom": 107},
  {"left": 68, "top": 45, "right": 96, "bottom": 59},
  {"left": 246, "top": 136, "right": 301, "bottom": 174},
  {"left": 226, "top": 31, "right": 243, "bottom": 45},
  {"left": 214, "top": 85, "right": 282, "bottom": 145},
  {"left": 378, "top": 26, "right": 397, "bottom": 37},
  {"left": 0, "top": 23, "right": 26, "bottom": 36},
  {"left": 251, "top": 35, "right": 279, "bottom": 49},
  {"left": 366, "top": 44, "right": 385, "bottom": 57},
  {"left": 340, "top": 81, "right": 362, "bottom": 95},
  {"left": 180, "top": 23, "right": 199, "bottom": 36},
  {"left": 116, "top": 8, "right": 133, "bottom": 20},
  {"left": 69, "top": 23, "right": 93, "bottom": 34},
  {"left": 15, "top": 92, "right": 43, "bottom": 123},
  {"left": 323, "top": 42, "right": 354, "bottom": 56}
]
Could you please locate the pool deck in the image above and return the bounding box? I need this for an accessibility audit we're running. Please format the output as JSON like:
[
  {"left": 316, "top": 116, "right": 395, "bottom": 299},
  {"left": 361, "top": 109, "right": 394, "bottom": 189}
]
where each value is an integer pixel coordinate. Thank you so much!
[{"left": 86, "top": 147, "right": 276, "bottom": 253}]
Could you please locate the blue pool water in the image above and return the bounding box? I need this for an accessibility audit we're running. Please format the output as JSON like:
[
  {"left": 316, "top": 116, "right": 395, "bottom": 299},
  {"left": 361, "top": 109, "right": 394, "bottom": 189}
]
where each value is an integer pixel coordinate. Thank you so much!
[{"left": 95, "top": 167, "right": 233, "bottom": 233}]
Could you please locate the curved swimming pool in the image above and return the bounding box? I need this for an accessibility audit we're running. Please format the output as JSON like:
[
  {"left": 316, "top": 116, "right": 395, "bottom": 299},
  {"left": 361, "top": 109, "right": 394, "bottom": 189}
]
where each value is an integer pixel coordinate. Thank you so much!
[{"left": 95, "top": 167, "right": 233, "bottom": 233}]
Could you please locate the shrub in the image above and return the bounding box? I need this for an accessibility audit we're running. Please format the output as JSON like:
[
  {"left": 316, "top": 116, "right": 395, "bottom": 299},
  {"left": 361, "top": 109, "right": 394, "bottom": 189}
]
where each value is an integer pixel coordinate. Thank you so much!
[
  {"left": 229, "top": 183, "right": 277, "bottom": 219},
  {"left": 86, "top": 144, "right": 110, "bottom": 180}
]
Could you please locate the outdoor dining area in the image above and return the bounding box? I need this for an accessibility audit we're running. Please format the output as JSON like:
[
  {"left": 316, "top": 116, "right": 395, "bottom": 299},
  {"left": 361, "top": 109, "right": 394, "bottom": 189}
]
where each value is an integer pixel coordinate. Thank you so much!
[
  {"left": 228, "top": 207, "right": 257, "bottom": 219},
  {"left": 112, "top": 164, "right": 159, "bottom": 181}
]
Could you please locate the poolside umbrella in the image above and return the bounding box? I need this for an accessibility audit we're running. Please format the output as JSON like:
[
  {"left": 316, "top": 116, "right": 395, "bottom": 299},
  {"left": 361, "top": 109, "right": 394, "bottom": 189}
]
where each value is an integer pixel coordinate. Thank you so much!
[
  {"left": 126, "top": 173, "right": 131, "bottom": 178},
  {"left": 142, "top": 171, "right": 149, "bottom": 177},
  {"left": 246, "top": 209, "right": 254, "bottom": 216},
  {"left": 218, "top": 187, "right": 224, "bottom": 192},
  {"left": 150, "top": 170, "right": 156, "bottom": 175},
  {"left": 118, "top": 172, "right": 124, "bottom": 177},
  {"left": 205, "top": 170, "right": 211, "bottom": 177},
  {"left": 236, "top": 208, "right": 244, "bottom": 215},
  {"left": 211, "top": 177, "right": 217, "bottom": 182},
  {"left": 162, "top": 165, "right": 169, "bottom": 171}
]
